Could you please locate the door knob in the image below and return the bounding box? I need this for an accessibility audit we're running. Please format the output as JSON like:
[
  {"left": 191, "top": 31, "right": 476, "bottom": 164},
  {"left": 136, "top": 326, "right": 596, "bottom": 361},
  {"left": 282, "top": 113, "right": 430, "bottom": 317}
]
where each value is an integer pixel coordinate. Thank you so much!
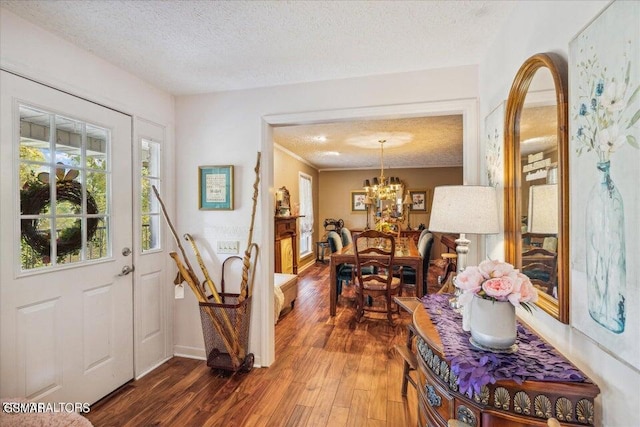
[{"left": 118, "top": 265, "right": 135, "bottom": 276}]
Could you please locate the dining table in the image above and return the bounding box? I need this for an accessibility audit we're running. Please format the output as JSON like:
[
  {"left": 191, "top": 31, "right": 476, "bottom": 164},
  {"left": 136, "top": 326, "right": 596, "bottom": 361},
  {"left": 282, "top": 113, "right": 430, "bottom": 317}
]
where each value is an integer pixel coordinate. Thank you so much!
[{"left": 329, "top": 236, "right": 423, "bottom": 316}]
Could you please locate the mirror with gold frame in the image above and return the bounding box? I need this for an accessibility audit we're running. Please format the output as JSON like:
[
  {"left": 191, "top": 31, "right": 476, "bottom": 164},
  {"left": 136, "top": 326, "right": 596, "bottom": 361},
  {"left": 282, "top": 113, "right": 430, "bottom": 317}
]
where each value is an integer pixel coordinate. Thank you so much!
[{"left": 504, "top": 53, "right": 569, "bottom": 323}]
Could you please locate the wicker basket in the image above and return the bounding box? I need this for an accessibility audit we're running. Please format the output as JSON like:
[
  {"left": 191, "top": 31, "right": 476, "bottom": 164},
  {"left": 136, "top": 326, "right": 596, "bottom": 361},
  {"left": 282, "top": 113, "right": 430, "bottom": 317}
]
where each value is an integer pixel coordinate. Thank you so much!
[{"left": 199, "top": 293, "right": 253, "bottom": 373}]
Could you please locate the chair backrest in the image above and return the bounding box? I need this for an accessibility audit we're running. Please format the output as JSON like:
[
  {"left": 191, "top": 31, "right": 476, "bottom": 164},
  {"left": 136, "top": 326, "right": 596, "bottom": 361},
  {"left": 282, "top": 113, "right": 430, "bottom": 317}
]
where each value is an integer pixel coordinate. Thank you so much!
[
  {"left": 522, "top": 247, "right": 557, "bottom": 296},
  {"left": 418, "top": 229, "right": 431, "bottom": 247},
  {"left": 323, "top": 218, "right": 344, "bottom": 234},
  {"left": 353, "top": 229, "right": 396, "bottom": 289},
  {"left": 326, "top": 231, "right": 343, "bottom": 254},
  {"left": 418, "top": 232, "right": 435, "bottom": 263},
  {"left": 340, "top": 227, "right": 353, "bottom": 247}
]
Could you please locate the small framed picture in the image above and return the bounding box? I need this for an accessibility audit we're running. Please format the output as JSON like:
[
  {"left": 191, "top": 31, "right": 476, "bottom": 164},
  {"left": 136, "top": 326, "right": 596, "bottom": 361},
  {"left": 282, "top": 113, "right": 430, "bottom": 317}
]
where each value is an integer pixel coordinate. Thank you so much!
[
  {"left": 199, "top": 165, "right": 233, "bottom": 210},
  {"left": 409, "top": 190, "right": 429, "bottom": 212},
  {"left": 351, "top": 191, "right": 368, "bottom": 212}
]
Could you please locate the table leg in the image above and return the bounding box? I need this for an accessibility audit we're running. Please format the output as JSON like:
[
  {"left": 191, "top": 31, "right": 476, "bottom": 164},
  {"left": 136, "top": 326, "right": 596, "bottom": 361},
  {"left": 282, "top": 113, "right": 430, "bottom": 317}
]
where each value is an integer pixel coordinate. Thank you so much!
[
  {"left": 416, "top": 263, "right": 424, "bottom": 299},
  {"left": 329, "top": 258, "right": 337, "bottom": 316}
]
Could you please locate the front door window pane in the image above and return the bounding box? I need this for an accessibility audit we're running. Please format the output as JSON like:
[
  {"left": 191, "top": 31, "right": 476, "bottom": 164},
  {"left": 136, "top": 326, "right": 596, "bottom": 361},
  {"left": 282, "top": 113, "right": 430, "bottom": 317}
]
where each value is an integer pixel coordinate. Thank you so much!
[
  {"left": 54, "top": 115, "right": 82, "bottom": 166},
  {"left": 18, "top": 104, "right": 111, "bottom": 271},
  {"left": 87, "top": 217, "right": 109, "bottom": 260},
  {"left": 86, "top": 171, "right": 108, "bottom": 214},
  {"left": 86, "top": 124, "right": 108, "bottom": 171}
]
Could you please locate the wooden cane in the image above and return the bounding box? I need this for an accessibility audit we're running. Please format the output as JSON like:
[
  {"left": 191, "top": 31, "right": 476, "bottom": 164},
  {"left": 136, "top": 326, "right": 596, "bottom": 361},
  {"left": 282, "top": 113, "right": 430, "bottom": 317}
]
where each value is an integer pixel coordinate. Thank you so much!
[
  {"left": 246, "top": 243, "right": 260, "bottom": 298},
  {"left": 153, "top": 186, "right": 242, "bottom": 363},
  {"left": 184, "top": 233, "right": 220, "bottom": 300},
  {"left": 239, "top": 152, "right": 261, "bottom": 301},
  {"left": 152, "top": 185, "right": 202, "bottom": 291},
  {"left": 183, "top": 233, "right": 244, "bottom": 352}
]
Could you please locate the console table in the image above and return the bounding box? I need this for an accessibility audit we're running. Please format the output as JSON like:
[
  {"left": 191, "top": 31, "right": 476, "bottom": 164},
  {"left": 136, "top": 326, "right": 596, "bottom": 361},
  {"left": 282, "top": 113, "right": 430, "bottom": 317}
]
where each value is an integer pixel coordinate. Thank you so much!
[{"left": 413, "top": 295, "right": 600, "bottom": 427}]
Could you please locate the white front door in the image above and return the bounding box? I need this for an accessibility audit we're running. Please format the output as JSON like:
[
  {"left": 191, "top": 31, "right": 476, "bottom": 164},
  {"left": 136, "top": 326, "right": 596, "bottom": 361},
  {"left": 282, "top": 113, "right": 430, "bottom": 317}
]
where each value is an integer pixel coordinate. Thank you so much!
[{"left": 0, "top": 71, "right": 134, "bottom": 404}]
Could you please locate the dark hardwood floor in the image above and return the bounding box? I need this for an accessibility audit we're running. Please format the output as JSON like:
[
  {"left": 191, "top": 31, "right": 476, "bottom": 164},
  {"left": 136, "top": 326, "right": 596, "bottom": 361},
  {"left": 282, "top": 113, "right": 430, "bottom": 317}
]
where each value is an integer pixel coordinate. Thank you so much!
[{"left": 86, "top": 263, "right": 419, "bottom": 426}]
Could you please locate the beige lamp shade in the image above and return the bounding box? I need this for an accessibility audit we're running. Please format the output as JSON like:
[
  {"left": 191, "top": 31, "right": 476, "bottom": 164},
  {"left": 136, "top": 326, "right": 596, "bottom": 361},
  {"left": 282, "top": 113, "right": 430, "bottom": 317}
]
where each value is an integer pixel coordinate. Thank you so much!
[
  {"left": 429, "top": 185, "right": 499, "bottom": 234},
  {"left": 402, "top": 194, "right": 412, "bottom": 205}
]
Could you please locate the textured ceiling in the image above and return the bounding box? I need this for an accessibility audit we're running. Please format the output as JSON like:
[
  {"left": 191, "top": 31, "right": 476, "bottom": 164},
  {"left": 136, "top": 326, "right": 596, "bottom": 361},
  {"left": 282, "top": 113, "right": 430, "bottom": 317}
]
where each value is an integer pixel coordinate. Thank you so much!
[
  {"left": 1, "top": 0, "right": 515, "bottom": 95},
  {"left": 1, "top": 0, "right": 517, "bottom": 170},
  {"left": 274, "top": 115, "right": 463, "bottom": 170}
]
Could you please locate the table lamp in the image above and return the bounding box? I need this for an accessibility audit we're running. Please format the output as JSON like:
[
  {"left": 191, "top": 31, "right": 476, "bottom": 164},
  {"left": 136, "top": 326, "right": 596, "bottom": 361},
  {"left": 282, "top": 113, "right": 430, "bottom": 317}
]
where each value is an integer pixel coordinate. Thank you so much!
[
  {"left": 429, "top": 186, "right": 500, "bottom": 307},
  {"left": 364, "top": 196, "right": 373, "bottom": 230},
  {"left": 402, "top": 193, "right": 412, "bottom": 229}
]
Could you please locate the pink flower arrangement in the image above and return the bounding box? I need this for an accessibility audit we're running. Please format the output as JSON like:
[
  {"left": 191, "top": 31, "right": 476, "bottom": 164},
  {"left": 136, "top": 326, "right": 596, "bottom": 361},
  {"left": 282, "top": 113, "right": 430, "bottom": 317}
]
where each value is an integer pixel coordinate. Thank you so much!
[{"left": 455, "top": 259, "right": 538, "bottom": 311}]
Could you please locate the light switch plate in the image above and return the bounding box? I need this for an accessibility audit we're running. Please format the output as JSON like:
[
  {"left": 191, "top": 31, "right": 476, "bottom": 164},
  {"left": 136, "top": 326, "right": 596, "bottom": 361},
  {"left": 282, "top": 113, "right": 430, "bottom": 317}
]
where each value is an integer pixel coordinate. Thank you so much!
[{"left": 217, "top": 240, "right": 239, "bottom": 254}]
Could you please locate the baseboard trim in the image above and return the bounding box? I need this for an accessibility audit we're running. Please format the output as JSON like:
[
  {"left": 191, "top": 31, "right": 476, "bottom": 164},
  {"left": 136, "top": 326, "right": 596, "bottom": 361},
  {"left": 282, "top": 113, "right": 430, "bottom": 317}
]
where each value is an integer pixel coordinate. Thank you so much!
[{"left": 173, "top": 345, "right": 206, "bottom": 360}]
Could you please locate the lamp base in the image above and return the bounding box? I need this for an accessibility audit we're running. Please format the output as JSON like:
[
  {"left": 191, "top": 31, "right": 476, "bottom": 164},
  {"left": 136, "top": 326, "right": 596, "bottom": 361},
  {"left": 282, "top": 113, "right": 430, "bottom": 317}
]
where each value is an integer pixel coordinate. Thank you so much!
[{"left": 448, "top": 233, "right": 470, "bottom": 309}]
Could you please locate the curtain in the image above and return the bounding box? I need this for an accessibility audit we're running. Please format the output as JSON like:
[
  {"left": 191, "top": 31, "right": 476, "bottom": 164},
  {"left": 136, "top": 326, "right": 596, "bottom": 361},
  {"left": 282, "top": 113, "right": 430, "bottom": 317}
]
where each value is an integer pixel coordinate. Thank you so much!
[{"left": 299, "top": 173, "right": 313, "bottom": 253}]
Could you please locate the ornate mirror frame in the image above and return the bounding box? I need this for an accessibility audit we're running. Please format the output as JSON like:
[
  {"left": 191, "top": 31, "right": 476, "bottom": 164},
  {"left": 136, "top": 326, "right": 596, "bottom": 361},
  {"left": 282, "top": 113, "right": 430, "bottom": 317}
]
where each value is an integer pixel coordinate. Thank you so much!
[{"left": 504, "top": 53, "right": 569, "bottom": 323}]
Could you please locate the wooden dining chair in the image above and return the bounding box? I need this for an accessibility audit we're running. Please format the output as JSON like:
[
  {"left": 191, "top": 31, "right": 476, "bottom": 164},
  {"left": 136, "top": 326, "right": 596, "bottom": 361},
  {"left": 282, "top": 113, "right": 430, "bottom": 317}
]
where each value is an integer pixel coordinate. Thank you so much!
[
  {"left": 353, "top": 229, "right": 403, "bottom": 324},
  {"left": 327, "top": 231, "right": 354, "bottom": 299},
  {"left": 397, "top": 231, "right": 434, "bottom": 296},
  {"left": 522, "top": 247, "right": 557, "bottom": 296}
]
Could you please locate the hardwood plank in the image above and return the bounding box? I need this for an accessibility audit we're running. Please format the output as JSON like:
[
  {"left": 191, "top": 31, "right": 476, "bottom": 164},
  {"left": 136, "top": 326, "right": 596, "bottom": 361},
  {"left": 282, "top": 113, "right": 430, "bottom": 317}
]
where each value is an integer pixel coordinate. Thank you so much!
[
  {"left": 265, "top": 381, "right": 307, "bottom": 427},
  {"left": 285, "top": 404, "right": 313, "bottom": 427},
  {"left": 346, "top": 389, "right": 370, "bottom": 427},
  {"left": 86, "top": 263, "right": 418, "bottom": 427},
  {"left": 386, "top": 400, "right": 410, "bottom": 427},
  {"left": 326, "top": 405, "right": 350, "bottom": 427},
  {"left": 304, "top": 377, "right": 340, "bottom": 427},
  {"left": 367, "top": 344, "right": 388, "bottom": 421},
  {"left": 332, "top": 353, "right": 361, "bottom": 407}
]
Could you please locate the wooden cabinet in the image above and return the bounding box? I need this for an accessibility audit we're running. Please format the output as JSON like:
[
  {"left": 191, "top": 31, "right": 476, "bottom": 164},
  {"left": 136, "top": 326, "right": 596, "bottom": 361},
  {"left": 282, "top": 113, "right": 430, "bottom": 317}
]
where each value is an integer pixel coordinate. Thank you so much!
[
  {"left": 275, "top": 216, "right": 301, "bottom": 274},
  {"left": 413, "top": 303, "right": 600, "bottom": 427}
]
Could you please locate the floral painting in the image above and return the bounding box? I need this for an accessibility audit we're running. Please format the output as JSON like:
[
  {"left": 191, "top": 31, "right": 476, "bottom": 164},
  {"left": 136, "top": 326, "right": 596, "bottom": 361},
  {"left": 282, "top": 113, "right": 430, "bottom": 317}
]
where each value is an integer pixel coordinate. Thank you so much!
[
  {"left": 569, "top": 0, "right": 640, "bottom": 371},
  {"left": 484, "top": 102, "right": 505, "bottom": 262},
  {"left": 351, "top": 191, "right": 367, "bottom": 212}
]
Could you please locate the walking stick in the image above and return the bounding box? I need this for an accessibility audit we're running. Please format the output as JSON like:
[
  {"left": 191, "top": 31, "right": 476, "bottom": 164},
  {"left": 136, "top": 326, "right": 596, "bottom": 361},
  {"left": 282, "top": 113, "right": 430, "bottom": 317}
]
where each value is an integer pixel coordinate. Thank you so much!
[
  {"left": 184, "top": 233, "right": 219, "bottom": 300},
  {"left": 170, "top": 253, "right": 243, "bottom": 366},
  {"left": 151, "top": 185, "right": 201, "bottom": 292},
  {"left": 239, "top": 152, "right": 261, "bottom": 302},
  {"left": 153, "top": 186, "right": 242, "bottom": 362},
  {"left": 183, "top": 232, "right": 245, "bottom": 356}
]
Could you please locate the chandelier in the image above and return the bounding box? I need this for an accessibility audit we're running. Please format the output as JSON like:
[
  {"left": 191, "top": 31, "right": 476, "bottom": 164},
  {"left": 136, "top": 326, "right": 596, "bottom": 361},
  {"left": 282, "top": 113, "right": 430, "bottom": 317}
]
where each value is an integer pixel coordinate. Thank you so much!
[{"left": 363, "top": 140, "right": 402, "bottom": 200}]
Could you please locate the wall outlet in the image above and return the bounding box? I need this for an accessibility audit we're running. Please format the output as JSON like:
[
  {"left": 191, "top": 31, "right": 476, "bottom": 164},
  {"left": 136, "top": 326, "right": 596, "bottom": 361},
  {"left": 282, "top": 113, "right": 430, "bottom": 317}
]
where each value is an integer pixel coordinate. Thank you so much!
[{"left": 217, "top": 240, "right": 239, "bottom": 254}]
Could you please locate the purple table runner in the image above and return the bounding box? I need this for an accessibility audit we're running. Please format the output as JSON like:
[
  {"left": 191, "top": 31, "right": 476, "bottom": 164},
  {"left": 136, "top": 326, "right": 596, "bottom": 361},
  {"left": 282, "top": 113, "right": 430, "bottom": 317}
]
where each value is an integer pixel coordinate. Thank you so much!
[{"left": 422, "top": 294, "right": 587, "bottom": 397}]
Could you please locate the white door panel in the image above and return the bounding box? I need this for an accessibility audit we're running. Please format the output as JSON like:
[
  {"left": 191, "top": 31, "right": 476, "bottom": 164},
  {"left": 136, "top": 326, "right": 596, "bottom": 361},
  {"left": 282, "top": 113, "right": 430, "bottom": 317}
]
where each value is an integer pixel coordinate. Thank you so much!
[
  {"left": 133, "top": 119, "right": 169, "bottom": 376},
  {"left": 1, "top": 71, "right": 133, "bottom": 404}
]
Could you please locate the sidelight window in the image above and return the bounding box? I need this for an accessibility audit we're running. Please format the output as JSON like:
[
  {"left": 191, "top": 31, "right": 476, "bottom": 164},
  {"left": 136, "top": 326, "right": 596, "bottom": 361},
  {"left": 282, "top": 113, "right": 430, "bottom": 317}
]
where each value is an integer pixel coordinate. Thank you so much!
[{"left": 140, "top": 139, "right": 161, "bottom": 252}]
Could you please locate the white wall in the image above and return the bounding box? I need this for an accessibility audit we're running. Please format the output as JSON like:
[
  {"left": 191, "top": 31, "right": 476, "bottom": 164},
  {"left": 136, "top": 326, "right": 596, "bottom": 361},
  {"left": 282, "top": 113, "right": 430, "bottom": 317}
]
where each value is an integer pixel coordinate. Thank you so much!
[
  {"left": 479, "top": 1, "right": 639, "bottom": 426},
  {"left": 0, "top": 9, "right": 176, "bottom": 377},
  {"left": 174, "top": 66, "right": 479, "bottom": 365}
]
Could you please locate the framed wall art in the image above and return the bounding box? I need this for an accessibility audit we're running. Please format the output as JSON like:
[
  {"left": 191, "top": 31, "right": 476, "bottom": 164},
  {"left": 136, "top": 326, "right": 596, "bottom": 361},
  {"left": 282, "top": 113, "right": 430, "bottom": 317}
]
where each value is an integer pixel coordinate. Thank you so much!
[
  {"left": 199, "top": 165, "right": 234, "bottom": 210},
  {"left": 569, "top": 0, "right": 640, "bottom": 371},
  {"left": 351, "top": 191, "right": 367, "bottom": 212},
  {"left": 409, "top": 190, "right": 429, "bottom": 212}
]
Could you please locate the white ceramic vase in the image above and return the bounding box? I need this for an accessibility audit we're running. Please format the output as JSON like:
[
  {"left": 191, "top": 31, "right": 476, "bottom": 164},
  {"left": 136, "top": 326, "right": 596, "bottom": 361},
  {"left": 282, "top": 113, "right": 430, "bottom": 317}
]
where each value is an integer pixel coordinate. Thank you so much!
[{"left": 469, "top": 295, "right": 517, "bottom": 350}]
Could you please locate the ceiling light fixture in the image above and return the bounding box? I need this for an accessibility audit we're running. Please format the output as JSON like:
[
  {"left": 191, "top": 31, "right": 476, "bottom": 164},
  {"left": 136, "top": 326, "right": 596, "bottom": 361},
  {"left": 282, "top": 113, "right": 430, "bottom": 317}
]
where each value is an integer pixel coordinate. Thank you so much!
[{"left": 363, "top": 139, "right": 402, "bottom": 201}]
